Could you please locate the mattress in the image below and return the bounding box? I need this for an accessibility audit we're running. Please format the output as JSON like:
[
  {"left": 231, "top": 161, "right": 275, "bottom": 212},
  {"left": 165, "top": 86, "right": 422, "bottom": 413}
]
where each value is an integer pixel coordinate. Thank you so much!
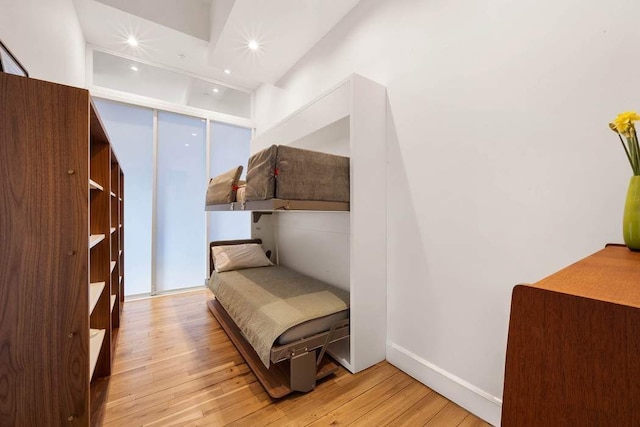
[
  {"left": 277, "top": 309, "right": 348, "bottom": 344},
  {"left": 245, "top": 145, "right": 350, "bottom": 203},
  {"left": 209, "top": 265, "right": 349, "bottom": 367}
]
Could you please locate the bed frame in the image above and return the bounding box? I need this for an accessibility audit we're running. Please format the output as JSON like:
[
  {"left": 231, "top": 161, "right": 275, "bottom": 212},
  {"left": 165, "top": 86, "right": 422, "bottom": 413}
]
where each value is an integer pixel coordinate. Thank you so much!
[
  {"left": 205, "top": 199, "right": 349, "bottom": 212},
  {"left": 206, "top": 239, "right": 350, "bottom": 398}
]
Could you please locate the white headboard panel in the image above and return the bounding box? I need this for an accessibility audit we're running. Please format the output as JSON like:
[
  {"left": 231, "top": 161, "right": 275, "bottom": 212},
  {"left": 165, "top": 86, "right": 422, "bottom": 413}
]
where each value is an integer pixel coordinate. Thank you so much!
[{"left": 275, "top": 212, "right": 350, "bottom": 291}]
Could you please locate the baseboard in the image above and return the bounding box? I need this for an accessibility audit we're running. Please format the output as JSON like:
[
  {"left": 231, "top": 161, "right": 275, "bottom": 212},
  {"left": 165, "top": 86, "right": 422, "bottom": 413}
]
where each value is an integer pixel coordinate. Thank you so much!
[{"left": 387, "top": 342, "right": 502, "bottom": 426}]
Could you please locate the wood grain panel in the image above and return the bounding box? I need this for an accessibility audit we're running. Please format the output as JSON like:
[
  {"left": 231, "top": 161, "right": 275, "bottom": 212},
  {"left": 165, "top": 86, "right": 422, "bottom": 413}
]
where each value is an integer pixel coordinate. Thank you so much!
[
  {"left": 503, "top": 246, "right": 640, "bottom": 426},
  {"left": 0, "top": 74, "right": 90, "bottom": 425},
  {"left": 97, "top": 290, "right": 486, "bottom": 426},
  {"left": 90, "top": 137, "right": 112, "bottom": 380}
]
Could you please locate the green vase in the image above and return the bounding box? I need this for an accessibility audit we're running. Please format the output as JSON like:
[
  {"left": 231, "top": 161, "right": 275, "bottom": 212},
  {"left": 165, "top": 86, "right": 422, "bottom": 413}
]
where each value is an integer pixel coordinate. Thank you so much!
[{"left": 623, "top": 176, "right": 640, "bottom": 251}]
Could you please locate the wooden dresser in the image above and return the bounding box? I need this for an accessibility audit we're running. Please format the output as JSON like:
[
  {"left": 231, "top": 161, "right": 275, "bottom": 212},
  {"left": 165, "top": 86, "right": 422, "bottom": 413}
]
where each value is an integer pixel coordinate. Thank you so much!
[{"left": 502, "top": 244, "right": 640, "bottom": 426}]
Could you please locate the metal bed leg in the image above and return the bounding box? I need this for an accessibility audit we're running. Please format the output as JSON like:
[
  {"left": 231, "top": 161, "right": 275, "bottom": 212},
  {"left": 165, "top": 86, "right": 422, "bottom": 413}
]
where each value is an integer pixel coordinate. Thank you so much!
[{"left": 290, "top": 351, "right": 316, "bottom": 393}]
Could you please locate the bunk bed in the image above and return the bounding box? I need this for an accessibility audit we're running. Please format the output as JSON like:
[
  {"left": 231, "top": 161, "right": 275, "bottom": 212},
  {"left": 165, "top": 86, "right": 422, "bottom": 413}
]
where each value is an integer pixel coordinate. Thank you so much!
[
  {"left": 205, "top": 74, "right": 387, "bottom": 399},
  {"left": 205, "top": 145, "right": 350, "bottom": 212},
  {"left": 206, "top": 239, "right": 350, "bottom": 398}
]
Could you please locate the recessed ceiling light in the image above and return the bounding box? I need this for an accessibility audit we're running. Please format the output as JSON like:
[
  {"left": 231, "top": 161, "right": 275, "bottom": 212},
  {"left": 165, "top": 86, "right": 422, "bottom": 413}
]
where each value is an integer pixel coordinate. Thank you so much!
[
  {"left": 127, "top": 36, "right": 138, "bottom": 47},
  {"left": 130, "top": 65, "right": 138, "bottom": 71},
  {"left": 224, "top": 69, "right": 231, "bottom": 74},
  {"left": 185, "top": 143, "right": 190, "bottom": 147},
  {"left": 248, "top": 40, "right": 260, "bottom": 50},
  {"left": 213, "top": 88, "right": 219, "bottom": 93},
  {"left": 192, "top": 133, "right": 197, "bottom": 136}
]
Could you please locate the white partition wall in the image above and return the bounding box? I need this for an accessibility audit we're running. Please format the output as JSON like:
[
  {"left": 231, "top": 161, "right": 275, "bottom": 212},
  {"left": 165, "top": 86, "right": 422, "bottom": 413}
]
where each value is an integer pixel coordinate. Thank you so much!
[
  {"left": 94, "top": 100, "right": 154, "bottom": 296},
  {"left": 156, "top": 112, "right": 208, "bottom": 291}
]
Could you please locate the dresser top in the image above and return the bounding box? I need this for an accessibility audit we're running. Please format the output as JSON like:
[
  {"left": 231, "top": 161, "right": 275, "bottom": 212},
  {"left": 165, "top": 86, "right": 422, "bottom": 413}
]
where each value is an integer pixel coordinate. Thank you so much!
[{"left": 534, "top": 245, "right": 640, "bottom": 308}]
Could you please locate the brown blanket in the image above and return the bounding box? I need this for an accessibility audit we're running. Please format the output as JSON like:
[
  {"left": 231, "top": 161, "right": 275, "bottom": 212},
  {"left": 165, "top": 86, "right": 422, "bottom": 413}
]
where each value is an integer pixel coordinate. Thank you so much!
[{"left": 209, "top": 265, "right": 349, "bottom": 367}]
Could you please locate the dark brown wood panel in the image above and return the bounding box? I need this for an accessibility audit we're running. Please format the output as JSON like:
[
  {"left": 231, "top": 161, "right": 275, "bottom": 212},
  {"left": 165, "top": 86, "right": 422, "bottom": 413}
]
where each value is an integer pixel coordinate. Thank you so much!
[
  {"left": 118, "top": 172, "right": 124, "bottom": 307},
  {"left": 503, "top": 246, "right": 640, "bottom": 426},
  {"left": 0, "top": 73, "right": 90, "bottom": 425},
  {"left": 90, "top": 138, "right": 112, "bottom": 380}
]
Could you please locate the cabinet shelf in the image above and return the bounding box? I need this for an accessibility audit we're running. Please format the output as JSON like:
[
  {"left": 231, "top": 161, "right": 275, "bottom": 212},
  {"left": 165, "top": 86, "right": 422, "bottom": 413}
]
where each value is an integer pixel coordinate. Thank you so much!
[
  {"left": 110, "top": 191, "right": 116, "bottom": 198},
  {"left": 89, "top": 179, "right": 104, "bottom": 191},
  {"left": 89, "top": 328, "right": 106, "bottom": 379},
  {"left": 89, "top": 234, "right": 105, "bottom": 249},
  {"left": 110, "top": 261, "right": 116, "bottom": 274},
  {"left": 89, "top": 282, "right": 105, "bottom": 315},
  {"left": 110, "top": 227, "right": 116, "bottom": 234},
  {"left": 110, "top": 295, "right": 116, "bottom": 312}
]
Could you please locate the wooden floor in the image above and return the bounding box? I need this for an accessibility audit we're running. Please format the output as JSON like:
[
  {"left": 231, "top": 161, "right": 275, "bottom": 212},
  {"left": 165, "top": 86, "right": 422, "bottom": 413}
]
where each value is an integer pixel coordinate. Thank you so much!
[{"left": 94, "top": 289, "right": 491, "bottom": 426}]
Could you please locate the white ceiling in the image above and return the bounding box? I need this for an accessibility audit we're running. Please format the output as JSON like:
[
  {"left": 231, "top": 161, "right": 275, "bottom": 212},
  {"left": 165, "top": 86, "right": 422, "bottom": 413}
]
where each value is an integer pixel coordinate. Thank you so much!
[{"left": 74, "top": 0, "right": 360, "bottom": 91}]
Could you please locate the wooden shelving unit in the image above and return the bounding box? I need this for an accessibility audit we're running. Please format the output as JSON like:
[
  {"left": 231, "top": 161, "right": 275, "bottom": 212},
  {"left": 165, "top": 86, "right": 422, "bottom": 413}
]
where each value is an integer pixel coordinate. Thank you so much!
[{"left": 0, "top": 72, "right": 125, "bottom": 425}]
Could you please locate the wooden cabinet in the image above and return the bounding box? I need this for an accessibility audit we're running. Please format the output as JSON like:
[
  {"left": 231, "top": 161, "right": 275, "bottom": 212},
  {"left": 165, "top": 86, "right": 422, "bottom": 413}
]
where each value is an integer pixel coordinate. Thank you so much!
[
  {"left": 0, "top": 73, "right": 124, "bottom": 425},
  {"left": 502, "top": 244, "right": 640, "bottom": 426}
]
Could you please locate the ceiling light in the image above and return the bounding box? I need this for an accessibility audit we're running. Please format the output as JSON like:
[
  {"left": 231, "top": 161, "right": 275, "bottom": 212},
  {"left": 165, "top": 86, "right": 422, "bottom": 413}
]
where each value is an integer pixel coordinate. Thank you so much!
[
  {"left": 130, "top": 66, "right": 138, "bottom": 71},
  {"left": 213, "top": 88, "right": 219, "bottom": 93},
  {"left": 127, "top": 36, "right": 138, "bottom": 47},
  {"left": 192, "top": 133, "right": 197, "bottom": 136},
  {"left": 224, "top": 69, "right": 231, "bottom": 74},
  {"left": 248, "top": 40, "right": 260, "bottom": 51},
  {"left": 185, "top": 143, "right": 190, "bottom": 147}
]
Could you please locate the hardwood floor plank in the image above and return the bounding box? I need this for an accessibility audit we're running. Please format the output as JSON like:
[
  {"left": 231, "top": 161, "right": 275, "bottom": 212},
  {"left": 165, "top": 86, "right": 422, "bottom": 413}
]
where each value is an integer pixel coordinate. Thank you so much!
[
  {"left": 99, "top": 290, "right": 486, "bottom": 427},
  {"left": 386, "top": 391, "right": 449, "bottom": 426},
  {"left": 306, "top": 371, "right": 415, "bottom": 426},
  {"left": 458, "top": 413, "right": 492, "bottom": 427},
  {"left": 424, "top": 402, "right": 470, "bottom": 426},
  {"left": 345, "top": 381, "right": 431, "bottom": 426}
]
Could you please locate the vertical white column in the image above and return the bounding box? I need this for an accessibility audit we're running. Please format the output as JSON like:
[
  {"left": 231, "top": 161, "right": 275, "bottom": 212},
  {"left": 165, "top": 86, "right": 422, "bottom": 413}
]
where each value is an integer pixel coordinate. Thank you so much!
[
  {"left": 151, "top": 109, "right": 159, "bottom": 295},
  {"left": 205, "top": 118, "right": 211, "bottom": 280}
]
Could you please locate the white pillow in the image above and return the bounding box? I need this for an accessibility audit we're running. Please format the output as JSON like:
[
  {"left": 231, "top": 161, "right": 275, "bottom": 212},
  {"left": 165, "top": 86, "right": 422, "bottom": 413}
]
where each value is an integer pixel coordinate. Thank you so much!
[{"left": 212, "top": 243, "right": 273, "bottom": 273}]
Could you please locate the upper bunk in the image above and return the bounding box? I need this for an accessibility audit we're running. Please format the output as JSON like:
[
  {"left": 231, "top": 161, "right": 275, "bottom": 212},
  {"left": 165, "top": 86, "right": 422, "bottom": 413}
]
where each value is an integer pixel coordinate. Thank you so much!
[{"left": 205, "top": 76, "right": 362, "bottom": 213}]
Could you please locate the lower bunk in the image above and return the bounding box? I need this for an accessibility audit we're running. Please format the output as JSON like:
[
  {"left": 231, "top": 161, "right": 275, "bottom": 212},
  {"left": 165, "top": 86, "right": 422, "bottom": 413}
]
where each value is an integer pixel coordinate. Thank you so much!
[{"left": 206, "top": 239, "right": 350, "bottom": 398}]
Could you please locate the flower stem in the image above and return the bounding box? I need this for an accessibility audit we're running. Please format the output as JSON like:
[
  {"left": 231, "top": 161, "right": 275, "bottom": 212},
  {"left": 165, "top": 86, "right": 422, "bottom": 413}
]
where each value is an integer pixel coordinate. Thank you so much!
[{"left": 618, "top": 133, "right": 635, "bottom": 173}]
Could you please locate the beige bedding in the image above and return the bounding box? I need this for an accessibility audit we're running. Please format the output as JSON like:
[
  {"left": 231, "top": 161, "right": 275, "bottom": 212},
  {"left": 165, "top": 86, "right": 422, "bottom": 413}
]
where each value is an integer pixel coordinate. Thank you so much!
[{"left": 209, "top": 265, "right": 349, "bottom": 367}]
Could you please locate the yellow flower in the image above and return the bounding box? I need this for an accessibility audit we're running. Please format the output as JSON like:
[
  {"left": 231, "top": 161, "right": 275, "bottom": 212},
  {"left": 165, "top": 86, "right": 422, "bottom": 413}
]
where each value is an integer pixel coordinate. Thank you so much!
[{"left": 610, "top": 111, "right": 640, "bottom": 136}]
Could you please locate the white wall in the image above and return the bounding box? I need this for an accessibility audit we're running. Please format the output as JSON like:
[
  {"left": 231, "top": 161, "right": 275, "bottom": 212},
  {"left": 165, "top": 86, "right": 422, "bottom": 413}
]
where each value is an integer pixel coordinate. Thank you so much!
[
  {"left": 254, "top": 0, "right": 636, "bottom": 424},
  {"left": 0, "top": 0, "right": 85, "bottom": 87}
]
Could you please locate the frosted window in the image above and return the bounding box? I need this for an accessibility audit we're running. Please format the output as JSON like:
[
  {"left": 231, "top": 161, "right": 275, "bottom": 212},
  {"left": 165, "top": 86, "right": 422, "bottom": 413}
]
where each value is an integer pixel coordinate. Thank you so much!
[
  {"left": 156, "top": 112, "right": 207, "bottom": 291},
  {"left": 93, "top": 99, "right": 153, "bottom": 296},
  {"left": 208, "top": 122, "right": 252, "bottom": 243}
]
